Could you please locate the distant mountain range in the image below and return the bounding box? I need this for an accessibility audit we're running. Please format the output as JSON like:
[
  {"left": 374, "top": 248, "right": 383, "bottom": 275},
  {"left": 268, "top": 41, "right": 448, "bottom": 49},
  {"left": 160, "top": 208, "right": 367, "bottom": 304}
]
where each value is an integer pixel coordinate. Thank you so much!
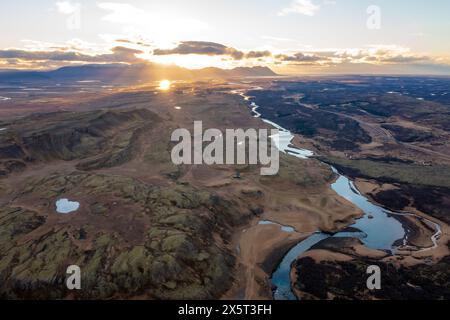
[{"left": 0, "top": 63, "right": 277, "bottom": 84}]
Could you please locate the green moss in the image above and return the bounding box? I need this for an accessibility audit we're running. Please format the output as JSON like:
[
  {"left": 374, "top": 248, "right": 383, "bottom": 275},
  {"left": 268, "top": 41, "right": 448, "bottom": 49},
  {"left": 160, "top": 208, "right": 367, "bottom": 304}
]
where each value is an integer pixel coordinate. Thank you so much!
[
  {"left": 161, "top": 234, "right": 189, "bottom": 252},
  {"left": 1, "top": 171, "right": 239, "bottom": 299},
  {"left": 90, "top": 203, "right": 108, "bottom": 215}
]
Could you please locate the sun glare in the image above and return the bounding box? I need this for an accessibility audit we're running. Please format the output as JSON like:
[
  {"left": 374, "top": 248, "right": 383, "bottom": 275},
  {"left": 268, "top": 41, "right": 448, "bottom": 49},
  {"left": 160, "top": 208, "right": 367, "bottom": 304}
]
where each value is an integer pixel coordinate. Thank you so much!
[
  {"left": 150, "top": 53, "right": 236, "bottom": 70},
  {"left": 158, "top": 80, "right": 171, "bottom": 91}
]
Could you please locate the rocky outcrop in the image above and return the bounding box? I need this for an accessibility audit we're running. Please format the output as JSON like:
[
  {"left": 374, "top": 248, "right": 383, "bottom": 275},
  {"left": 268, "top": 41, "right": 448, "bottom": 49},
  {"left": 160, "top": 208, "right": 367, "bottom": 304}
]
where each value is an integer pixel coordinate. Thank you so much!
[
  {"left": 291, "top": 238, "right": 450, "bottom": 300},
  {"left": 0, "top": 172, "right": 251, "bottom": 299},
  {"left": 0, "top": 109, "right": 159, "bottom": 176}
]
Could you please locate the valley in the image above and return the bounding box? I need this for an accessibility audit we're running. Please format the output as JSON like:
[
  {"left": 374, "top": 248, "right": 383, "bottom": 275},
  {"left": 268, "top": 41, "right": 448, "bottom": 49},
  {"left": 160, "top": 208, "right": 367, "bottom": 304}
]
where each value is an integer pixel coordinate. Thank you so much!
[
  {"left": 1, "top": 75, "right": 449, "bottom": 300},
  {"left": 0, "top": 78, "right": 360, "bottom": 299},
  {"left": 243, "top": 76, "right": 450, "bottom": 300}
]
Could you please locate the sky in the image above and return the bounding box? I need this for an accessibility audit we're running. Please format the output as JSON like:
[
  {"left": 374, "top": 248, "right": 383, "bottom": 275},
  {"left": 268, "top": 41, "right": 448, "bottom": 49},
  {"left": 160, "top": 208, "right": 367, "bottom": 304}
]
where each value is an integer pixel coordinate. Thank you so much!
[{"left": 1, "top": 0, "right": 450, "bottom": 74}]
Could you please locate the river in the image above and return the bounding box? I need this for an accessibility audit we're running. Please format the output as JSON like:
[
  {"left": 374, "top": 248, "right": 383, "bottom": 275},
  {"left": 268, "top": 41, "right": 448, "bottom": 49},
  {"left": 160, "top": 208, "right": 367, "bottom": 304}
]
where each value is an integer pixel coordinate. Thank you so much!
[{"left": 233, "top": 87, "right": 442, "bottom": 301}]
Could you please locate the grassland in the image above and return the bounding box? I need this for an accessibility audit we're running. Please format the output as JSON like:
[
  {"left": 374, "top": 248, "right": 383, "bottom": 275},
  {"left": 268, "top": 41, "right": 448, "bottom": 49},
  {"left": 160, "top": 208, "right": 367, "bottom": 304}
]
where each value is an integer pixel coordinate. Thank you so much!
[{"left": 321, "top": 156, "right": 450, "bottom": 188}]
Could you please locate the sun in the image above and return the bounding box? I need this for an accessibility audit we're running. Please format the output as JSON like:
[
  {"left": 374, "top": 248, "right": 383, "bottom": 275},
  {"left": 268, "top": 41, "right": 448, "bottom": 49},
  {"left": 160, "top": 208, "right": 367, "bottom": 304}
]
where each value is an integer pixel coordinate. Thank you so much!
[{"left": 158, "top": 80, "right": 171, "bottom": 91}]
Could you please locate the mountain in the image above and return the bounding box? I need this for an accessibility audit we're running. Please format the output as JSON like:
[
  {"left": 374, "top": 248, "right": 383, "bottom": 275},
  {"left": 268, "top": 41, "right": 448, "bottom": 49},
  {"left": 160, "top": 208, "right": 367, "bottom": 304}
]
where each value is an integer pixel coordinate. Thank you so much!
[
  {"left": 0, "top": 63, "right": 277, "bottom": 84},
  {"left": 0, "top": 70, "right": 51, "bottom": 81}
]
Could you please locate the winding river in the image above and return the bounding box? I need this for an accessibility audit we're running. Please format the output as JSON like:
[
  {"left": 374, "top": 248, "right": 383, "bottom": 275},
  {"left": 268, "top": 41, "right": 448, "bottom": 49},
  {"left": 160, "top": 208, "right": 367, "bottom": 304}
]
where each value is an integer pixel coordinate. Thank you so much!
[{"left": 233, "top": 87, "right": 442, "bottom": 301}]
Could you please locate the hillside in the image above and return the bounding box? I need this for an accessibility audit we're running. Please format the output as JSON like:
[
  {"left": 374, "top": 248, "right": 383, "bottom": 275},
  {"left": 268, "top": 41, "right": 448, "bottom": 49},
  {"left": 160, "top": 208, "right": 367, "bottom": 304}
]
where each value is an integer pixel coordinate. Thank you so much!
[{"left": 0, "top": 64, "right": 277, "bottom": 84}]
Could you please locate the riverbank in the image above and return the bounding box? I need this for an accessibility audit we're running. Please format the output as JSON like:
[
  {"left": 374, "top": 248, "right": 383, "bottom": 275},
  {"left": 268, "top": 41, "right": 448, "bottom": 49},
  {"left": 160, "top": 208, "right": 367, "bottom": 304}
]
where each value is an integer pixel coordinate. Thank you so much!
[
  {"left": 223, "top": 86, "right": 371, "bottom": 299},
  {"left": 231, "top": 83, "right": 448, "bottom": 301},
  {"left": 291, "top": 237, "right": 450, "bottom": 300},
  {"left": 223, "top": 158, "right": 364, "bottom": 299}
]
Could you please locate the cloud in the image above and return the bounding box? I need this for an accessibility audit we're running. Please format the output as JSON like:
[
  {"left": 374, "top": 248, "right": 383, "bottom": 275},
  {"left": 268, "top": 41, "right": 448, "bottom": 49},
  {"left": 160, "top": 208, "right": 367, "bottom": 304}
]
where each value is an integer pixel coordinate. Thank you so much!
[
  {"left": 0, "top": 46, "right": 144, "bottom": 64},
  {"left": 333, "top": 45, "right": 435, "bottom": 65},
  {"left": 153, "top": 41, "right": 272, "bottom": 60},
  {"left": 115, "top": 39, "right": 152, "bottom": 47},
  {"left": 369, "top": 55, "right": 430, "bottom": 64},
  {"left": 18, "top": 39, "right": 108, "bottom": 55},
  {"left": 97, "top": 2, "right": 207, "bottom": 45},
  {"left": 275, "top": 52, "right": 330, "bottom": 65},
  {"left": 101, "top": 46, "right": 145, "bottom": 62},
  {"left": 98, "top": 2, "right": 147, "bottom": 25},
  {"left": 275, "top": 52, "right": 332, "bottom": 65},
  {"left": 154, "top": 41, "right": 239, "bottom": 57},
  {"left": 272, "top": 45, "right": 442, "bottom": 69},
  {"left": 55, "top": 1, "right": 79, "bottom": 14},
  {"left": 278, "top": 0, "right": 320, "bottom": 16},
  {"left": 1, "top": 41, "right": 447, "bottom": 74},
  {"left": 245, "top": 51, "right": 273, "bottom": 59}
]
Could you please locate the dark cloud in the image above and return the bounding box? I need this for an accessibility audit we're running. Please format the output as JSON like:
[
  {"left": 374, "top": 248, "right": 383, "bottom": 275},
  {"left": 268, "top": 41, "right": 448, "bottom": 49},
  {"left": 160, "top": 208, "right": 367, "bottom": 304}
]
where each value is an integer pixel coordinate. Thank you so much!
[
  {"left": 153, "top": 41, "right": 227, "bottom": 55},
  {"left": 376, "top": 55, "right": 430, "bottom": 63},
  {"left": 0, "top": 49, "right": 89, "bottom": 61},
  {"left": 154, "top": 41, "right": 244, "bottom": 60},
  {"left": 245, "top": 50, "right": 272, "bottom": 59},
  {"left": 0, "top": 46, "right": 144, "bottom": 64},
  {"left": 276, "top": 52, "right": 330, "bottom": 64},
  {"left": 153, "top": 41, "right": 272, "bottom": 60},
  {"left": 333, "top": 48, "right": 434, "bottom": 65},
  {"left": 275, "top": 50, "right": 434, "bottom": 66},
  {"left": 116, "top": 39, "right": 133, "bottom": 44},
  {"left": 102, "top": 46, "right": 145, "bottom": 62},
  {"left": 1, "top": 41, "right": 445, "bottom": 73}
]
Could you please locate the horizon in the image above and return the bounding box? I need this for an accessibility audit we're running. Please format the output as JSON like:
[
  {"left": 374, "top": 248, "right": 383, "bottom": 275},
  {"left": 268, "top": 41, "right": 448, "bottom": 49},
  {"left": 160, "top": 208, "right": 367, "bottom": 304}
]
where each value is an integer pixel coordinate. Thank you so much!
[
  {"left": 4, "top": 63, "right": 450, "bottom": 78},
  {"left": 1, "top": 0, "right": 450, "bottom": 307},
  {"left": 1, "top": 1, "right": 450, "bottom": 75}
]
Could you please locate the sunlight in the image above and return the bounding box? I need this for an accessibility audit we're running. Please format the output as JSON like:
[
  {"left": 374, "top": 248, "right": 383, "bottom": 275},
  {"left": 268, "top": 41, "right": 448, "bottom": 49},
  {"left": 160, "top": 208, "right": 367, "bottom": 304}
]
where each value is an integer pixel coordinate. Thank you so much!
[
  {"left": 158, "top": 80, "right": 171, "bottom": 91},
  {"left": 150, "top": 53, "right": 236, "bottom": 70}
]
